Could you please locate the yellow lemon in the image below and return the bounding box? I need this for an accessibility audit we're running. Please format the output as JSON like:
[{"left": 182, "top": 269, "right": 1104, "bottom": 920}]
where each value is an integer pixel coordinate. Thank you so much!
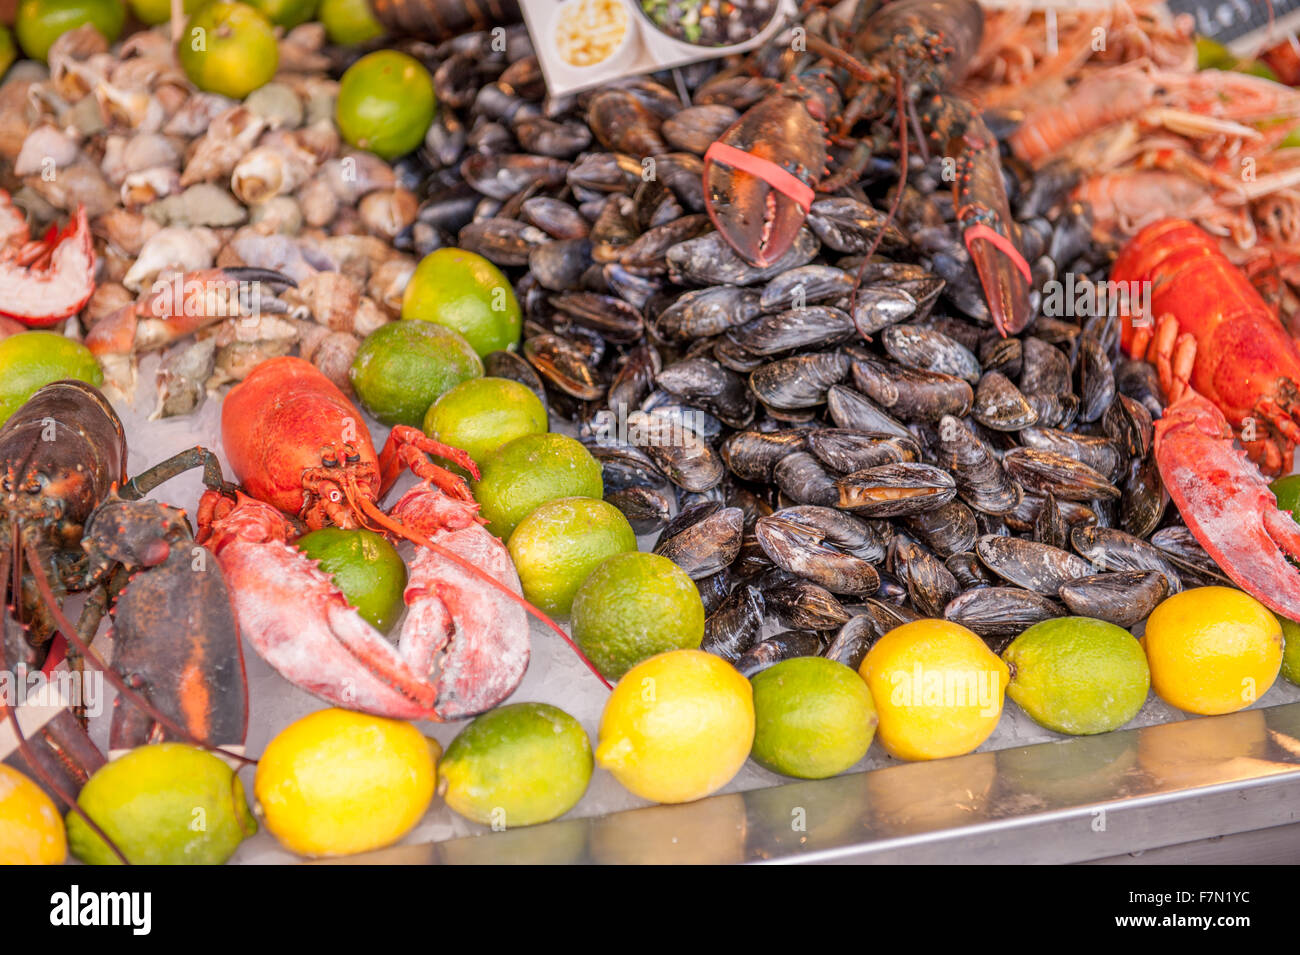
[
  {"left": 596, "top": 649, "right": 753, "bottom": 804},
  {"left": 859, "top": 618, "right": 1009, "bottom": 761},
  {"left": 0, "top": 764, "right": 66, "bottom": 864},
  {"left": 255, "top": 708, "right": 437, "bottom": 858},
  {"left": 1143, "top": 586, "right": 1282, "bottom": 715}
]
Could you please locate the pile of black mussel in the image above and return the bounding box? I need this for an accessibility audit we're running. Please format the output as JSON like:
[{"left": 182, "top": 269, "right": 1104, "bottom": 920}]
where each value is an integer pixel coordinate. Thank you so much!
[{"left": 380, "top": 25, "right": 1230, "bottom": 678}]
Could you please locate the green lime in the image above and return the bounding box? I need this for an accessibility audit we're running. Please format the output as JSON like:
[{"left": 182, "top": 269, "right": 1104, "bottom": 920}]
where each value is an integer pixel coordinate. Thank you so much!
[
  {"left": 1002, "top": 617, "right": 1150, "bottom": 735},
  {"left": 15, "top": 0, "right": 124, "bottom": 62},
  {"left": 439, "top": 702, "right": 592, "bottom": 828},
  {"left": 751, "top": 657, "right": 877, "bottom": 779},
  {"left": 246, "top": 0, "right": 317, "bottom": 27},
  {"left": 127, "top": 0, "right": 201, "bottom": 25},
  {"left": 336, "top": 50, "right": 436, "bottom": 161},
  {"left": 178, "top": 1, "right": 278, "bottom": 101},
  {"left": 0, "top": 332, "right": 103, "bottom": 427},
  {"left": 350, "top": 320, "right": 483, "bottom": 428},
  {"left": 424, "top": 377, "right": 547, "bottom": 469},
  {"left": 1239, "top": 60, "right": 1279, "bottom": 81},
  {"left": 473, "top": 432, "right": 603, "bottom": 540},
  {"left": 0, "top": 25, "right": 16, "bottom": 78},
  {"left": 319, "top": 0, "right": 383, "bottom": 45},
  {"left": 507, "top": 497, "right": 637, "bottom": 616},
  {"left": 1271, "top": 474, "right": 1300, "bottom": 524},
  {"left": 401, "top": 248, "right": 522, "bottom": 357},
  {"left": 1196, "top": 36, "right": 1237, "bottom": 71},
  {"left": 571, "top": 551, "right": 705, "bottom": 681},
  {"left": 296, "top": 528, "right": 407, "bottom": 632},
  {"left": 1279, "top": 615, "right": 1300, "bottom": 686},
  {"left": 66, "top": 743, "right": 256, "bottom": 865}
]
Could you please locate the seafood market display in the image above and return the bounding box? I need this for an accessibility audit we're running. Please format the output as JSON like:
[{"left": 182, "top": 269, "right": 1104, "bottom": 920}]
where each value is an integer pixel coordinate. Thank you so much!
[{"left": 2, "top": 0, "right": 1300, "bottom": 866}]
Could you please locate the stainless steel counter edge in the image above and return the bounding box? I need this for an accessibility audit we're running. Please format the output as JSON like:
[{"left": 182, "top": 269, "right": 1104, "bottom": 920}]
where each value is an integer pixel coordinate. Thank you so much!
[{"left": 317, "top": 701, "right": 1300, "bottom": 864}]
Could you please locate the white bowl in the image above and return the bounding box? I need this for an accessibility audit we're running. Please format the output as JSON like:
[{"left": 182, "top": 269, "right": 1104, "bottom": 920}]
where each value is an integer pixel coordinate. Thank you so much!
[
  {"left": 633, "top": 0, "right": 783, "bottom": 58},
  {"left": 548, "top": 0, "right": 640, "bottom": 73}
]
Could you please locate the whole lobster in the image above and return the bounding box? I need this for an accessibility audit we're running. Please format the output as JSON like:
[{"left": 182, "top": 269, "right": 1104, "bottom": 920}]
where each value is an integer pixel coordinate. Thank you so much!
[
  {"left": 703, "top": 0, "right": 1032, "bottom": 335},
  {"left": 197, "top": 357, "right": 606, "bottom": 721},
  {"left": 0, "top": 381, "right": 248, "bottom": 861},
  {"left": 1113, "top": 219, "right": 1300, "bottom": 621}
]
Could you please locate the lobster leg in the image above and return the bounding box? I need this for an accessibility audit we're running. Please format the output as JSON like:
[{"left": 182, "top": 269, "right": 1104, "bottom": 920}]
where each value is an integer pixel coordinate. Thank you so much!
[
  {"left": 121, "top": 445, "right": 238, "bottom": 501},
  {"left": 378, "top": 425, "right": 480, "bottom": 500},
  {"left": 63, "top": 578, "right": 115, "bottom": 718},
  {"left": 1138, "top": 313, "right": 1196, "bottom": 404}
]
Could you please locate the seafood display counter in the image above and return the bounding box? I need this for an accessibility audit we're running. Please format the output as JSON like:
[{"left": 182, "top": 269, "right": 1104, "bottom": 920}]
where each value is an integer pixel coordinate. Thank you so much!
[
  {"left": 339, "top": 701, "right": 1300, "bottom": 864},
  {"left": 6, "top": 0, "right": 1300, "bottom": 868}
]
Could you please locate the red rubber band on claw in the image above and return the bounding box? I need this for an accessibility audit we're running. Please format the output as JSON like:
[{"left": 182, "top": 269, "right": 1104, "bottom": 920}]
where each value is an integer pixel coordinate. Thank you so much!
[
  {"left": 963, "top": 223, "right": 1032, "bottom": 283},
  {"left": 41, "top": 634, "right": 67, "bottom": 676},
  {"left": 704, "top": 141, "right": 815, "bottom": 213}
]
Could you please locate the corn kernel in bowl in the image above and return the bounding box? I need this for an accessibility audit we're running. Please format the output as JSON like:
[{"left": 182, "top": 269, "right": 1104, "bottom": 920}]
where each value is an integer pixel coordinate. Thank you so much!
[{"left": 556, "top": 0, "right": 629, "bottom": 67}]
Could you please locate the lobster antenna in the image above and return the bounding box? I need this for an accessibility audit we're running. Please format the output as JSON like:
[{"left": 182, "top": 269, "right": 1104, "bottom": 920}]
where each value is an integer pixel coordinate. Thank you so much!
[
  {"left": 0, "top": 542, "right": 130, "bottom": 865},
  {"left": 21, "top": 539, "right": 258, "bottom": 767},
  {"left": 849, "top": 63, "right": 910, "bottom": 323},
  {"left": 344, "top": 484, "right": 614, "bottom": 691}
]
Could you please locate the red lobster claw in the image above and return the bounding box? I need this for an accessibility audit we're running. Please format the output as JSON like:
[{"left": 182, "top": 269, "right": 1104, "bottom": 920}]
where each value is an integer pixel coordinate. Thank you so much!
[
  {"left": 204, "top": 490, "right": 529, "bottom": 721},
  {"left": 703, "top": 92, "right": 828, "bottom": 268},
  {"left": 1155, "top": 392, "right": 1300, "bottom": 621}
]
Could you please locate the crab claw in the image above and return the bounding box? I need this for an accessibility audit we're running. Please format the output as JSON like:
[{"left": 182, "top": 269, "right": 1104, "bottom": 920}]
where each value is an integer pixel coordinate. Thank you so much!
[
  {"left": 85, "top": 266, "right": 296, "bottom": 397},
  {"left": 0, "top": 206, "right": 95, "bottom": 328},
  {"left": 1155, "top": 391, "right": 1300, "bottom": 621},
  {"left": 703, "top": 92, "right": 830, "bottom": 268}
]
